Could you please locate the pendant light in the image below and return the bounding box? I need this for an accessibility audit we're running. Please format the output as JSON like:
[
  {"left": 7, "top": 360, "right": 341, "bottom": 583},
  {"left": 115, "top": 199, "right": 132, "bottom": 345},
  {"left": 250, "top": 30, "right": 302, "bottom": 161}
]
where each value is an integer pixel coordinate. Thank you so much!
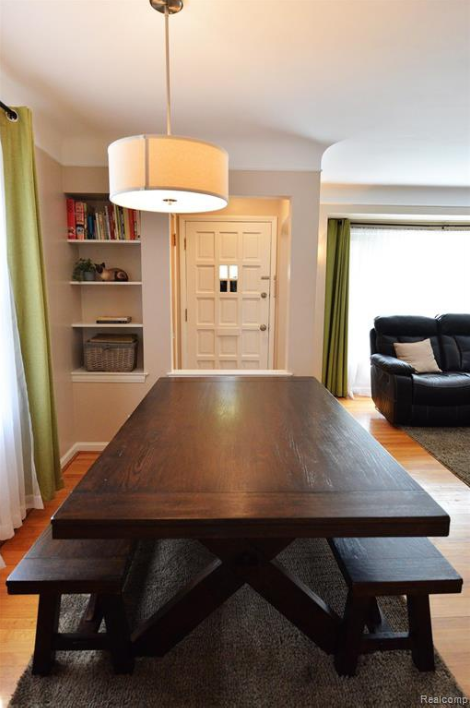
[{"left": 108, "top": 0, "right": 228, "bottom": 214}]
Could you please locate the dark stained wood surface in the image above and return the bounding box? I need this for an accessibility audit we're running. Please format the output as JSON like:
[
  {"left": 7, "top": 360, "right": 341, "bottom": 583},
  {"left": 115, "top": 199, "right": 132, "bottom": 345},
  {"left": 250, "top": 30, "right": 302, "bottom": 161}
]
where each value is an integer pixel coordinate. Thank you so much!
[
  {"left": 52, "top": 377, "right": 449, "bottom": 539},
  {"left": 328, "top": 537, "right": 462, "bottom": 595},
  {"left": 7, "top": 526, "right": 134, "bottom": 594}
]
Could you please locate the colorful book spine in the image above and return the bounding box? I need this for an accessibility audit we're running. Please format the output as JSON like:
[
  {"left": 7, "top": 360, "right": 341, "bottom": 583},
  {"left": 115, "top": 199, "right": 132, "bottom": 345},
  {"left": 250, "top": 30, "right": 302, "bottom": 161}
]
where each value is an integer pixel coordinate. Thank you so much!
[
  {"left": 66, "top": 198, "right": 76, "bottom": 239},
  {"left": 119, "top": 207, "right": 125, "bottom": 240},
  {"left": 134, "top": 210, "right": 140, "bottom": 240},
  {"left": 104, "top": 207, "right": 111, "bottom": 240},
  {"left": 87, "top": 214, "right": 94, "bottom": 240},
  {"left": 75, "top": 201, "right": 85, "bottom": 240},
  {"left": 123, "top": 208, "right": 131, "bottom": 240},
  {"left": 108, "top": 205, "right": 116, "bottom": 240},
  {"left": 128, "top": 209, "right": 135, "bottom": 241}
]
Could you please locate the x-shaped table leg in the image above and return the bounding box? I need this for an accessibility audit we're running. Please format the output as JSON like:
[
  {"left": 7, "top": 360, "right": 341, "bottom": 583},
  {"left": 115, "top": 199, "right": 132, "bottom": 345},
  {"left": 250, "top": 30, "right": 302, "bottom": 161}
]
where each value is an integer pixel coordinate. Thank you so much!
[{"left": 132, "top": 538, "right": 340, "bottom": 657}]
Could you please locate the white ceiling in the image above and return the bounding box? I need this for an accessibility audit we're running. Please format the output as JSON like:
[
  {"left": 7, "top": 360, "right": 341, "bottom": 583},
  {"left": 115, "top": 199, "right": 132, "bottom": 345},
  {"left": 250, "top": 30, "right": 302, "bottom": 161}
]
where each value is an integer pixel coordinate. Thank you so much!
[{"left": 1, "top": 0, "right": 470, "bottom": 185}]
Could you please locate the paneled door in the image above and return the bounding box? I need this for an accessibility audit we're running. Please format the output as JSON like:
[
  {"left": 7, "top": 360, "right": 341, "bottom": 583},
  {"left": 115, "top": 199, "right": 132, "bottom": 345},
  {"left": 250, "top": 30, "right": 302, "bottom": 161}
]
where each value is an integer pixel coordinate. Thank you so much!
[{"left": 181, "top": 218, "right": 276, "bottom": 369}]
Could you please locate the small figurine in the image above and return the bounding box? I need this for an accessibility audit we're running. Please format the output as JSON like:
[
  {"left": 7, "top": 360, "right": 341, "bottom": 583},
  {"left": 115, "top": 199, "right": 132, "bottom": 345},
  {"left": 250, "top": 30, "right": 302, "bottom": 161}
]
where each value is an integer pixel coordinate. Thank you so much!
[{"left": 95, "top": 263, "right": 129, "bottom": 282}]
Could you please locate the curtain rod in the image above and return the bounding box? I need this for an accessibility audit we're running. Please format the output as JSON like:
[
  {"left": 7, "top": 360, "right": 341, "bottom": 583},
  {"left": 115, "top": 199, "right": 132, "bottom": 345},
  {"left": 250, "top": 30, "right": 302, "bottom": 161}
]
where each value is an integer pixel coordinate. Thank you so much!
[
  {"left": 0, "top": 100, "right": 18, "bottom": 122},
  {"left": 351, "top": 221, "right": 470, "bottom": 230}
]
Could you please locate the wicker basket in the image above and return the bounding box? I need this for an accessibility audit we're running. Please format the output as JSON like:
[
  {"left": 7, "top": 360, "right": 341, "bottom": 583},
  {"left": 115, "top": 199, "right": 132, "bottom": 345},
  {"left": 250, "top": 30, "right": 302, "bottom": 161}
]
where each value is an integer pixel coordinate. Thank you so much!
[{"left": 84, "top": 334, "right": 137, "bottom": 372}]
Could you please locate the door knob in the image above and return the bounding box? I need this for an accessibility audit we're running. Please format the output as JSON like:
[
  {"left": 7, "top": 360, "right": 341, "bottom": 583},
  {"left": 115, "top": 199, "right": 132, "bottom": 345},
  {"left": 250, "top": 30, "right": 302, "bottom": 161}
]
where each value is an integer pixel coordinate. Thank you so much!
[
  {"left": 261, "top": 292, "right": 267, "bottom": 299},
  {"left": 260, "top": 324, "right": 267, "bottom": 331}
]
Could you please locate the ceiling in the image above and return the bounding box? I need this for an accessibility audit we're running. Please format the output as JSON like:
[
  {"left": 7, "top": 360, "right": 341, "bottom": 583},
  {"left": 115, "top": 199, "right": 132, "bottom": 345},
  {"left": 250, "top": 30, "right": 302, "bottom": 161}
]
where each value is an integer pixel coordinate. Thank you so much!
[{"left": 1, "top": 0, "right": 469, "bottom": 185}]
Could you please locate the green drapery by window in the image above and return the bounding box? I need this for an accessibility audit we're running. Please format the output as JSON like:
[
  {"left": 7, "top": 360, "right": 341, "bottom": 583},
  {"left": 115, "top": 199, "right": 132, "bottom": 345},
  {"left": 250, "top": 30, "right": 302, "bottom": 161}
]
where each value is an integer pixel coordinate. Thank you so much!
[
  {"left": 0, "top": 107, "right": 62, "bottom": 501},
  {"left": 322, "top": 218, "right": 351, "bottom": 397}
]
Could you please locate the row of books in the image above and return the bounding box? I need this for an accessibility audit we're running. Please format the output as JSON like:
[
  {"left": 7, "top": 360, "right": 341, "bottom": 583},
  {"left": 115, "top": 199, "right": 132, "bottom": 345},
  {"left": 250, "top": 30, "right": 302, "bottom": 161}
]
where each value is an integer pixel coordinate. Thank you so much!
[{"left": 66, "top": 199, "right": 140, "bottom": 241}]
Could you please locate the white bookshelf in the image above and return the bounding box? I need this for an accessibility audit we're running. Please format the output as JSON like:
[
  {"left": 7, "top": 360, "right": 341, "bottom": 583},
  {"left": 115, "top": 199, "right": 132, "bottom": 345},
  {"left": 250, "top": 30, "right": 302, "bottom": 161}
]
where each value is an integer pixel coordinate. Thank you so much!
[
  {"left": 72, "top": 323, "right": 143, "bottom": 328},
  {"left": 70, "top": 281, "right": 142, "bottom": 286},
  {"left": 67, "top": 239, "right": 141, "bottom": 245},
  {"left": 67, "top": 194, "right": 144, "bottom": 381},
  {"left": 71, "top": 367, "right": 148, "bottom": 383}
]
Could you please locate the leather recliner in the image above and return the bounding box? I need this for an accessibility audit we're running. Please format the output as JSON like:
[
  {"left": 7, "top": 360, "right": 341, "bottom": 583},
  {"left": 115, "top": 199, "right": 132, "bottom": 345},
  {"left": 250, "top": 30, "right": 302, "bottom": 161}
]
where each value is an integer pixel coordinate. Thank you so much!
[{"left": 370, "top": 314, "right": 470, "bottom": 426}]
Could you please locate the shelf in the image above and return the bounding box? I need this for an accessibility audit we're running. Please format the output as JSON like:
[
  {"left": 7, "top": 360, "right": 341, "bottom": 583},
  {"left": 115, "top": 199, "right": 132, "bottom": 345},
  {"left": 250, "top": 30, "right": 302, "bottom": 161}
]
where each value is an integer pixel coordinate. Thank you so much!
[
  {"left": 67, "top": 240, "right": 141, "bottom": 245},
  {"left": 70, "top": 281, "right": 142, "bottom": 286},
  {"left": 72, "top": 323, "right": 144, "bottom": 328},
  {"left": 71, "top": 367, "right": 148, "bottom": 383}
]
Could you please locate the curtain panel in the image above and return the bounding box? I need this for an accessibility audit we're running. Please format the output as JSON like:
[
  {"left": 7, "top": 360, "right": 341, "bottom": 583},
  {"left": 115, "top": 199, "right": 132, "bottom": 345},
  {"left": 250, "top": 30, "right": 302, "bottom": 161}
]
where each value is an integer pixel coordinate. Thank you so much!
[
  {"left": 0, "top": 136, "right": 43, "bottom": 561},
  {"left": 348, "top": 225, "right": 470, "bottom": 397},
  {"left": 0, "top": 107, "right": 62, "bottom": 501},
  {"left": 322, "top": 218, "right": 351, "bottom": 398}
]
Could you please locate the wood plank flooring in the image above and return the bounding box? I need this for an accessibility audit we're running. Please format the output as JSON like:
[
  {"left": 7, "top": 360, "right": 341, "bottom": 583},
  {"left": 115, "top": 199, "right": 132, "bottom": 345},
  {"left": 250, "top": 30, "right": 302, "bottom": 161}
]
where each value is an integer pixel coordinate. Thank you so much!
[{"left": 1, "top": 401, "right": 469, "bottom": 705}]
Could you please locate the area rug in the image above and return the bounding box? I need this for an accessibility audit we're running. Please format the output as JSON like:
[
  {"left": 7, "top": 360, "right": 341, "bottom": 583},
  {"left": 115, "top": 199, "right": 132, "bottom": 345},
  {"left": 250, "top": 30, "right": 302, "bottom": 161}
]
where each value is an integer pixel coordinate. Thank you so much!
[
  {"left": 403, "top": 426, "right": 470, "bottom": 487},
  {"left": 10, "top": 539, "right": 467, "bottom": 708}
]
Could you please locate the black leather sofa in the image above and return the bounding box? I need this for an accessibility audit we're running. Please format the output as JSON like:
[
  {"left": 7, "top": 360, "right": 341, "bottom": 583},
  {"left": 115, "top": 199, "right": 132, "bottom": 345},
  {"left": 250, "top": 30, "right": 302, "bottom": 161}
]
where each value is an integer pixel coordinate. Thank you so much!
[{"left": 370, "top": 314, "right": 470, "bottom": 426}]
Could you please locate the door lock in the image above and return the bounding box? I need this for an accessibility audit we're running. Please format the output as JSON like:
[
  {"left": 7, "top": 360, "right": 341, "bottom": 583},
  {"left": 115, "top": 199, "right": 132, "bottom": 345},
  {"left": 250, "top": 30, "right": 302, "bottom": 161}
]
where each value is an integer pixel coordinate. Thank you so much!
[{"left": 260, "top": 324, "right": 267, "bottom": 331}]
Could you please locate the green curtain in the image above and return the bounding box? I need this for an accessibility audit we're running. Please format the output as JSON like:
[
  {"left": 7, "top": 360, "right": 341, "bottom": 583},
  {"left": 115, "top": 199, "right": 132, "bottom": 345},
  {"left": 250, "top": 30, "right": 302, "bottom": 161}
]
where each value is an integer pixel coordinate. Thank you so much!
[
  {"left": 322, "top": 218, "right": 351, "bottom": 397},
  {"left": 0, "top": 107, "right": 62, "bottom": 501}
]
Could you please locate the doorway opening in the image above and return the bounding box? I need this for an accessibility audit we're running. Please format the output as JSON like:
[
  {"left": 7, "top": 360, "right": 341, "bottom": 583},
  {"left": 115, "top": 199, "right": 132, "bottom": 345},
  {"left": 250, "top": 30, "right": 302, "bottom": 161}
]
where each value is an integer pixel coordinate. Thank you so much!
[{"left": 171, "top": 197, "right": 291, "bottom": 372}]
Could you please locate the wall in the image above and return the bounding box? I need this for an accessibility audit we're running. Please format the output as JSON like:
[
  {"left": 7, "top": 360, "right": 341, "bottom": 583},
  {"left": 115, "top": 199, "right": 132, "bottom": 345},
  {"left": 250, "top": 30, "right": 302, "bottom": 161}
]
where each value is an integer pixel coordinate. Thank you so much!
[
  {"left": 176, "top": 197, "right": 291, "bottom": 369},
  {"left": 45, "top": 167, "right": 321, "bottom": 447},
  {"left": 229, "top": 171, "right": 321, "bottom": 376},
  {"left": 35, "top": 148, "right": 79, "bottom": 457},
  {"left": 313, "top": 183, "right": 470, "bottom": 378}
]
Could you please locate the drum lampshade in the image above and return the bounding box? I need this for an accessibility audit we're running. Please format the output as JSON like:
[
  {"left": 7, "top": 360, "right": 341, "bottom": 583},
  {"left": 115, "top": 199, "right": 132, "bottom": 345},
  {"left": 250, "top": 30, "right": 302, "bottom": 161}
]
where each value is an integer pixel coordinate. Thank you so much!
[{"left": 108, "top": 134, "right": 228, "bottom": 213}]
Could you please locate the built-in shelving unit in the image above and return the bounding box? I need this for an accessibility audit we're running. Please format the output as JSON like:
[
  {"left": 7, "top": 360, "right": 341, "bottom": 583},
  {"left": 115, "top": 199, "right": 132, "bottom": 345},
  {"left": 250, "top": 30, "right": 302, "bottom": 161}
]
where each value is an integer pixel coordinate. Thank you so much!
[
  {"left": 71, "top": 367, "right": 148, "bottom": 383},
  {"left": 67, "top": 240, "right": 141, "bottom": 245},
  {"left": 70, "top": 281, "right": 142, "bottom": 286},
  {"left": 67, "top": 193, "right": 144, "bottom": 381},
  {"left": 72, "top": 322, "right": 144, "bottom": 328}
]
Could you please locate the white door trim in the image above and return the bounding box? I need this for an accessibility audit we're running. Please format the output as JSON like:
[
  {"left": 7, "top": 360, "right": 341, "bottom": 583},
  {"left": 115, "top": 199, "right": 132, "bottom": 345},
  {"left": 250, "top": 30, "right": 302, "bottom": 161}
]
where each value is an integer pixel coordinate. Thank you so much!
[{"left": 178, "top": 216, "right": 278, "bottom": 370}]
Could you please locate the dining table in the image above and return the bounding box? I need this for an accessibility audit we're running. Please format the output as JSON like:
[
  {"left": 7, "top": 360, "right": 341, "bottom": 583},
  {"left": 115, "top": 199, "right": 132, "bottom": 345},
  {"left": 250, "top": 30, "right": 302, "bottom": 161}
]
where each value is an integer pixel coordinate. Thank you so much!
[{"left": 52, "top": 376, "right": 449, "bottom": 658}]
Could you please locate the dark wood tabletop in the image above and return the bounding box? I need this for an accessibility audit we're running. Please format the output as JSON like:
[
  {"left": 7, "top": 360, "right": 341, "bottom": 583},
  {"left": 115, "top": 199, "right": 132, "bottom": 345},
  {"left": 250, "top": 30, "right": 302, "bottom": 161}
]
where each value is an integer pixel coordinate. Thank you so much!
[{"left": 52, "top": 376, "right": 449, "bottom": 540}]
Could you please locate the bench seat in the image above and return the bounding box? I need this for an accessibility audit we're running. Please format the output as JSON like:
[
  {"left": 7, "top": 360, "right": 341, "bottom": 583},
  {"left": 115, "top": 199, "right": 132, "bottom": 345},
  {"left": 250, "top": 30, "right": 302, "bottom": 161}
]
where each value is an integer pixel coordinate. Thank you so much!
[
  {"left": 7, "top": 526, "right": 136, "bottom": 675},
  {"left": 329, "top": 537, "right": 462, "bottom": 676}
]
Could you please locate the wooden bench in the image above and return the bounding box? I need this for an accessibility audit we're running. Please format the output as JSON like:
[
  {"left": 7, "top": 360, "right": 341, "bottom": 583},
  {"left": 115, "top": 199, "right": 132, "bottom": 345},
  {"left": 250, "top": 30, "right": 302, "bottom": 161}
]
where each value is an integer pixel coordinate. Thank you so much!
[
  {"left": 328, "top": 537, "right": 463, "bottom": 676},
  {"left": 7, "top": 526, "right": 136, "bottom": 676}
]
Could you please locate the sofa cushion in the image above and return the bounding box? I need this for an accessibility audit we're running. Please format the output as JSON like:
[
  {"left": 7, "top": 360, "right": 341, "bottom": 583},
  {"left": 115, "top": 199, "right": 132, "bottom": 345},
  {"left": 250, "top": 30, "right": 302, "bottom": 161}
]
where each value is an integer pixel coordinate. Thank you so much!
[
  {"left": 374, "top": 316, "right": 443, "bottom": 369},
  {"left": 437, "top": 314, "right": 470, "bottom": 372},
  {"left": 394, "top": 339, "right": 441, "bottom": 373},
  {"left": 412, "top": 372, "right": 470, "bottom": 407}
]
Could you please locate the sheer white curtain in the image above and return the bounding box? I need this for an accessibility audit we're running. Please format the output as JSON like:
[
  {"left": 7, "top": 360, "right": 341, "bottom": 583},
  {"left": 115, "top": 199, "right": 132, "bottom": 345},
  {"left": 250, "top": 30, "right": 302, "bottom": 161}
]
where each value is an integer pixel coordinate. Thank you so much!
[
  {"left": 348, "top": 225, "right": 470, "bottom": 397},
  {"left": 0, "top": 139, "right": 43, "bottom": 567}
]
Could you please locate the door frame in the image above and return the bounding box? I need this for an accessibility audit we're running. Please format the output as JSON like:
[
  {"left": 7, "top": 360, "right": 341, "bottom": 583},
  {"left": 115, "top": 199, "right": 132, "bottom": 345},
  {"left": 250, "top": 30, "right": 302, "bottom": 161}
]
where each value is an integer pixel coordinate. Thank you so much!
[{"left": 178, "top": 216, "right": 278, "bottom": 370}]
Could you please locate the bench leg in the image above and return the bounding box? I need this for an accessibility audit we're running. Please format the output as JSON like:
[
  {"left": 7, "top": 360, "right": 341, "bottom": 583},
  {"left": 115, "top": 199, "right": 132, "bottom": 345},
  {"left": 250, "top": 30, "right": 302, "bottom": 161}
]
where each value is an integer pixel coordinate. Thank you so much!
[
  {"left": 407, "top": 595, "right": 435, "bottom": 672},
  {"left": 78, "top": 594, "right": 104, "bottom": 634},
  {"left": 101, "top": 595, "right": 134, "bottom": 674},
  {"left": 334, "top": 593, "right": 369, "bottom": 677},
  {"left": 32, "top": 594, "right": 61, "bottom": 676}
]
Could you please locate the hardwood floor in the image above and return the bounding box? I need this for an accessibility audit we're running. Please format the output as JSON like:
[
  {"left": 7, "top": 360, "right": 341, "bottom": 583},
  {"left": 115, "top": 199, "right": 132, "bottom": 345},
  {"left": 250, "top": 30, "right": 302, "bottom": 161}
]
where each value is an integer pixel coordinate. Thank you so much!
[
  {"left": 0, "top": 401, "right": 469, "bottom": 705},
  {"left": 341, "top": 398, "right": 470, "bottom": 697}
]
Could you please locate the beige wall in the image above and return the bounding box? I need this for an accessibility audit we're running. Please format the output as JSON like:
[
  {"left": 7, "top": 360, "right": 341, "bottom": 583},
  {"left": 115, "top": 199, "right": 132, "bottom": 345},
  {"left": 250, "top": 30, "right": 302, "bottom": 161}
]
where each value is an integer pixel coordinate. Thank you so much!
[
  {"left": 62, "top": 166, "right": 172, "bottom": 444},
  {"left": 71, "top": 211, "right": 171, "bottom": 443},
  {"left": 44, "top": 166, "right": 321, "bottom": 448},
  {"left": 313, "top": 183, "right": 470, "bottom": 378},
  {"left": 36, "top": 148, "right": 80, "bottom": 457},
  {"left": 229, "top": 171, "right": 321, "bottom": 375},
  {"left": 176, "top": 197, "right": 291, "bottom": 369}
]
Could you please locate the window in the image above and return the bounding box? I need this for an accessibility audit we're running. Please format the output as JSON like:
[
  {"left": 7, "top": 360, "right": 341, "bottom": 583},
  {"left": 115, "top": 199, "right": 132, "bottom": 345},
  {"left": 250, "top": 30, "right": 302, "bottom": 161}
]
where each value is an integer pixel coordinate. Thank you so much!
[
  {"left": 348, "top": 225, "right": 470, "bottom": 396},
  {"left": 219, "top": 264, "right": 238, "bottom": 293}
]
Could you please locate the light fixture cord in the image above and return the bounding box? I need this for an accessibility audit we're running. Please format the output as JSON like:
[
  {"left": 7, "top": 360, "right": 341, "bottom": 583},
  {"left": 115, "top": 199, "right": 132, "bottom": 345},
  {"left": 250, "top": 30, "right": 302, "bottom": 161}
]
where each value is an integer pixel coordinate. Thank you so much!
[{"left": 165, "top": 5, "right": 172, "bottom": 135}]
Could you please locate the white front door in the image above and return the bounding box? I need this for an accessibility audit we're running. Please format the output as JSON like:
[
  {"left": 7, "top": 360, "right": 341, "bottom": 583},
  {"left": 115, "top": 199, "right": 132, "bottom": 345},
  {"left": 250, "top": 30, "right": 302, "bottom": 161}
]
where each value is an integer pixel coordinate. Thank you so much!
[{"left": 181, "top": 218, "right": 276, "bottom": 370}]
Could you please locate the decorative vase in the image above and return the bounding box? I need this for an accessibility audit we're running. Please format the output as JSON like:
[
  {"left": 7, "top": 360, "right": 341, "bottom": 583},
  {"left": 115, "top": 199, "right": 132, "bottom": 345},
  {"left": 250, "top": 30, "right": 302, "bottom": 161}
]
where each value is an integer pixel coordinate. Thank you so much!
[{"left": 83, "top": 271, "right": 95, "bottom": 281}]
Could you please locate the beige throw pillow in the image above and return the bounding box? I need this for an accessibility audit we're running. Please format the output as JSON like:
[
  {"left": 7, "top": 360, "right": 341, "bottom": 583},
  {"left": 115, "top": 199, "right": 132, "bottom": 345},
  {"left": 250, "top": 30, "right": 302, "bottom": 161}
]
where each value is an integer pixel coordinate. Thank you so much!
[{"left": 393, "top": 339, "right": 441, "bottom": 373}]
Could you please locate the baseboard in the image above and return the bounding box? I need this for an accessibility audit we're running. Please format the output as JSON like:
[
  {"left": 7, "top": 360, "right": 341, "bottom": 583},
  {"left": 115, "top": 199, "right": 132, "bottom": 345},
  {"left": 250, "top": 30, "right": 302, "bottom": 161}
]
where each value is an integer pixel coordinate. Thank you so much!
[{"left": 60, "top": 442, "right": 108, "bottom": 469}]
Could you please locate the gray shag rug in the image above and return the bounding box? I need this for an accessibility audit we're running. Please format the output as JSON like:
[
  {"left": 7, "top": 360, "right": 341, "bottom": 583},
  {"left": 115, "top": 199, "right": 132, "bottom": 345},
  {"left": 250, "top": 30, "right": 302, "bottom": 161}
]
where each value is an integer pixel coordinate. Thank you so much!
[
  {"left": 10, "top": 539, "right": 467, "bottom": 708},
  {"left": 403, "top": 427, "right": 470, "bottom": 487}
]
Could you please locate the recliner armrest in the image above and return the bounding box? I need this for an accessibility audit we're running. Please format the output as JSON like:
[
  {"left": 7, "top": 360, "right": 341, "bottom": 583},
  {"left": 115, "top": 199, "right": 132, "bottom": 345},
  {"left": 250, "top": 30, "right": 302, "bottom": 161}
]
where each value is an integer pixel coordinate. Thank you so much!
[{"left": 370, "top": 353, "right": 414, "bottom": 376}]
